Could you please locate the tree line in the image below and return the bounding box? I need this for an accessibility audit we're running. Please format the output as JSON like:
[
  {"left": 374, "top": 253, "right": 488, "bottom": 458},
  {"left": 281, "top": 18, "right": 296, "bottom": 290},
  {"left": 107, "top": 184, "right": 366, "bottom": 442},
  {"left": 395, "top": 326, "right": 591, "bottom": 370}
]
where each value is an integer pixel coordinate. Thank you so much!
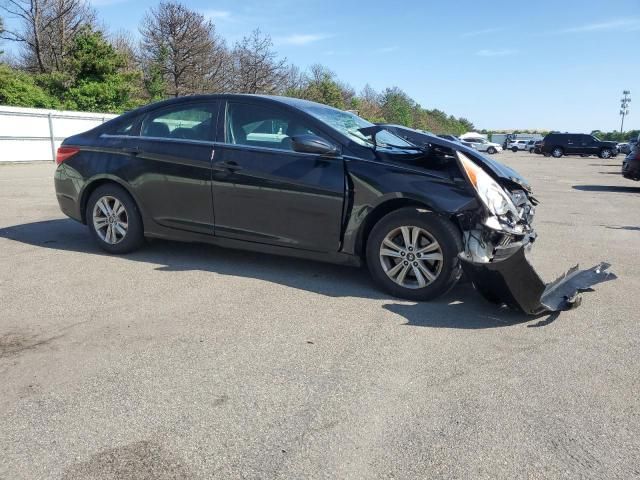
[{"left": 0, "top": 0, "right": 475, "bottom": 134}]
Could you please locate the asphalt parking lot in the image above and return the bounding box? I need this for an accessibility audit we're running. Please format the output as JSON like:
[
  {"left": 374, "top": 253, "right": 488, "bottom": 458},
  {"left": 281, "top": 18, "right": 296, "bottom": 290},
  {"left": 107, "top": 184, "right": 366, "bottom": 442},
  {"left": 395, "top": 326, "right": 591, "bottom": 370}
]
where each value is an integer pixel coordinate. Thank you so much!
[{"left": 1, "top": 152, "right": 639, "bottom": 479}]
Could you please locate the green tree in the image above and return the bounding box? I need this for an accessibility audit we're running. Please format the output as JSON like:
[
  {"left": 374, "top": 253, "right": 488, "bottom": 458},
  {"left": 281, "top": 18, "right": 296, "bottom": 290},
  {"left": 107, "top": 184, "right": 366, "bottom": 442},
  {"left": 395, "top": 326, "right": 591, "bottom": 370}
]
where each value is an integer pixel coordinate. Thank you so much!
[
  {"left": 286, "top": 65, "right": 347, "bottom": 109},
  {"left": 380, "top": 87, "right": 414, "bottom": 126},
  {"left": 0, "top": 63, "right": 60, "bottom": 107},
  {"left": 39, "top": 26, "right": 142, "bottom": 112}
]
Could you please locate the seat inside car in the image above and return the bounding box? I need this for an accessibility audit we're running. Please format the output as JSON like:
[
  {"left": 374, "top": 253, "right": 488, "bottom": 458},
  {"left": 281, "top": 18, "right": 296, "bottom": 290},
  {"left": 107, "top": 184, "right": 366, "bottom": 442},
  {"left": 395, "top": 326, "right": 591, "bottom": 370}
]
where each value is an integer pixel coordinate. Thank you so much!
[{"left": 144, "top": 121, "right": 170, "bottom": 138}]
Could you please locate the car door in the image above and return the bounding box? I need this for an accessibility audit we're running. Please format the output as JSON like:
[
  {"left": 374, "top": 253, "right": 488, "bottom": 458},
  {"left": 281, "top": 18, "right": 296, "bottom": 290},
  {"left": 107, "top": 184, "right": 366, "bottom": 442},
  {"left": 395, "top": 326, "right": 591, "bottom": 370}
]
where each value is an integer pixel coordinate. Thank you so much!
[
  {"left": 582, "top": 135, "right": 600, "bottom": 155},
  {"left": 132, "top": 101, "right": 219, "bottom": 234},
  {"left": 211, "top": 100, "right": 345, "bottom": 252},
  {"left": 565, "top": 135, "right": 579, "bottom": 155}
]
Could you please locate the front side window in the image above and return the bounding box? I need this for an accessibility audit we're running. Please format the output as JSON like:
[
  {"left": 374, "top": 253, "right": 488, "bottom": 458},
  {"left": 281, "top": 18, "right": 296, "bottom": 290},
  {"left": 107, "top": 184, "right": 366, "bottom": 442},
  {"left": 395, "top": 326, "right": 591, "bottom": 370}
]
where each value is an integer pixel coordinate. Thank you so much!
[
  {"left": 141, "top": 105, "right": 215, "bottom": 141},
  {"left": 225, "top": 102, "right": 325, "bottom": 151}
]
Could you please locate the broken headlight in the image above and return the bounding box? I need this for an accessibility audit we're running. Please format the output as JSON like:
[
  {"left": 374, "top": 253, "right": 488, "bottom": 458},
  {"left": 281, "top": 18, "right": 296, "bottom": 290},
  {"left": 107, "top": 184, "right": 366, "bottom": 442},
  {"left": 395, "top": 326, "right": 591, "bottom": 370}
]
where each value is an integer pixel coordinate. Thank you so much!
[{"left": 457, "top": 152, "right": 521, "bottom": 231}]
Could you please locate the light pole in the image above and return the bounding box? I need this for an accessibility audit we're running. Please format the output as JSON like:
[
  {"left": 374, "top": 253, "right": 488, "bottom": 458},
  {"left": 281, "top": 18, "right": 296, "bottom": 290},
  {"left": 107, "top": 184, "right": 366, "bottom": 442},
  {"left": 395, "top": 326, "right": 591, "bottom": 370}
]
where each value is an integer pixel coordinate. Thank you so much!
[{"left": 620, "top": 90, "right": 631, "bottom": 133}]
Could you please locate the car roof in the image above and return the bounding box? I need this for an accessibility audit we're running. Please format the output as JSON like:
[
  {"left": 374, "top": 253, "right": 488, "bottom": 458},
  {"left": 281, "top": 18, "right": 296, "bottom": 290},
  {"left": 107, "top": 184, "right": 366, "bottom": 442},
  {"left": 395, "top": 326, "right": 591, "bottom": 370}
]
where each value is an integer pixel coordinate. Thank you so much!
[
  {"left": 547, "top": 132, "right": 587, "bottom": 135},
  {"left": 126, "top": 94, "right": 334, "bottom": 116}
]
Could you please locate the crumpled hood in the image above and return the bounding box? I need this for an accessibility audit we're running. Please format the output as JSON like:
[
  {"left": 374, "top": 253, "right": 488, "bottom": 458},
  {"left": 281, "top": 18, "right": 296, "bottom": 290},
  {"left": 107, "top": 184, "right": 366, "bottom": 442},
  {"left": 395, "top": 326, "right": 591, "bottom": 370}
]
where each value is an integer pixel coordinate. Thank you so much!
[
  {"left": 382, "top": 126, "right": 532, "bottom": 192},
  {"left": 470, "top": 149, "right": 532, "bottom": 192}
]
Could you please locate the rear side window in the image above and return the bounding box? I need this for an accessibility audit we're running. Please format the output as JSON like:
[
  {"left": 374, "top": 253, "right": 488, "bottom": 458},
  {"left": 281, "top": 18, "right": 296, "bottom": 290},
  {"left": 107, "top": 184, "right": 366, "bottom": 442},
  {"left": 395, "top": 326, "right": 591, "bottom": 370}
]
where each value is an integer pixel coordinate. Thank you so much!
[{"left": 141, "top": 105, "right": 216, "bottom": 141}]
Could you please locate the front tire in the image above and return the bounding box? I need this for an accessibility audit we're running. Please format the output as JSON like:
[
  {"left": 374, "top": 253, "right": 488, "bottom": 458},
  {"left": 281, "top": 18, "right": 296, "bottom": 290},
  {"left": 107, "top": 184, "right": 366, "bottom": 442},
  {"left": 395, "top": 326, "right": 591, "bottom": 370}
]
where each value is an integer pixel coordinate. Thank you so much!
[
  {"left": 86, "top": 184, "right": 144, "bottom": 254},
  {"left": 366, "top": 208, "right": 462, "bottom": 301},
  {"left": 487, "top": 147, "right": 496, "bottom": 154},
  {"left": 599, "top": 148, "right": 613, "bottom": 159},
  {"left": 511, "top": 147, "right": 518, "bottom": 152},
  {"left": 551, "top": 147, "right": 564, "bottom": 158}
]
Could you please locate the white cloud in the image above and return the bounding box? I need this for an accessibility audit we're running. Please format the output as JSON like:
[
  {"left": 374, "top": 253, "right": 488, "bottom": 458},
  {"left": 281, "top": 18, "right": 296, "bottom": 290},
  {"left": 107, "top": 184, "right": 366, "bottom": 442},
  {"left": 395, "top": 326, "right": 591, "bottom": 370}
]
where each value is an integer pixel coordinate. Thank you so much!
[
  {"left": 476, "top": 49, "right": 516, "bottom": 57},
  {"left": 462, "top": 27, "right": 503, "bottom": 38},
  {"left": 202, "top": 9, "right": 231, "bottom": 20},
  {"left": 275, "top": 34, "right": 330, "bottom": 46},
  {"left": 558, "top": 18, "right": 640, "bottom": 33}
]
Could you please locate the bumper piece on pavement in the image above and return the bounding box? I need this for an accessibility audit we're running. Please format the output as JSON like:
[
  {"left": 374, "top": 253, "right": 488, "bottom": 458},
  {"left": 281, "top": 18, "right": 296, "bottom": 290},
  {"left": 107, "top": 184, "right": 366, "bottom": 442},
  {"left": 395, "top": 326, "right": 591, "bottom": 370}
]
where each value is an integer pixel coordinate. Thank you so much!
[{"left": 461, "top": 247, "right": 616, "bottom": 315}]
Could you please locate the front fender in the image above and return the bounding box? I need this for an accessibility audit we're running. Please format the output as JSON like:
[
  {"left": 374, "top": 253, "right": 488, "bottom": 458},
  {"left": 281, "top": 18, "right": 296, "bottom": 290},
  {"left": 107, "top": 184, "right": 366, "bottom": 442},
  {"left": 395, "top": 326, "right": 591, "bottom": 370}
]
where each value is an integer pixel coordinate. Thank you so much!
[{"left": 341, "top": 158, "right": 478, "bottom": 256}]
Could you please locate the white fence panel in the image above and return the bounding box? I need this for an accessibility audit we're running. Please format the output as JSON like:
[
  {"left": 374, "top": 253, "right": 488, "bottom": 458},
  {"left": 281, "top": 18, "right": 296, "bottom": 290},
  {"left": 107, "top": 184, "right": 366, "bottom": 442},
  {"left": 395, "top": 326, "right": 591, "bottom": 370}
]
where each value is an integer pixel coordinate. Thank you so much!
[{"left": 0, "top": 105, "right": 118, "bottom": 162}]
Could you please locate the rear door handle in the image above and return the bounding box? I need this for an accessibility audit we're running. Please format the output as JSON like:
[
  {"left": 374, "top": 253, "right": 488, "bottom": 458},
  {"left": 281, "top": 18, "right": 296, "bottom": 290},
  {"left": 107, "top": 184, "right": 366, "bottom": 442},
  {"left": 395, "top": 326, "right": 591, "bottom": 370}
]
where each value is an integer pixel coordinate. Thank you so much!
[
  {"left": 214, "top": 161, "right": 242, "bottom": 172},
  {"left": 122, "top": 147, "right": 140, "bottom": 156}
]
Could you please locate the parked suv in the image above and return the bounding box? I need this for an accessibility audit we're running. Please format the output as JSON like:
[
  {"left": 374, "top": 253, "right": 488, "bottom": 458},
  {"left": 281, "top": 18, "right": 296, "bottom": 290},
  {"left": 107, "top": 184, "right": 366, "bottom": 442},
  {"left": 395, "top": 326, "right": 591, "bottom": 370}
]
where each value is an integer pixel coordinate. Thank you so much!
[
  {"left": 437, "top": 134, "right": 476, "bottom": 149},
  {"left": 540, "top": 133, "right": 618, "bottom": 159},
  {"left": 508, "top": 140, "right": 529, "bottom": 152},
  {"left": 463, "top": 137, "right": 502, "bottom": 154},
  {"left": 530, "top": 140, "right": 542, "bottom": 154}
]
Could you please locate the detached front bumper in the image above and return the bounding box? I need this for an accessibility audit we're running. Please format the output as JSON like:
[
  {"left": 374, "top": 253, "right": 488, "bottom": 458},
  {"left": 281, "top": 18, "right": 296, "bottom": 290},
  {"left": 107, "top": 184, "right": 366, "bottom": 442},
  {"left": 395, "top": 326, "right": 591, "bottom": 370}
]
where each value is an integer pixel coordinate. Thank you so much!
[
  {"left": 461, "top": 246, "right": 615, "bottom": 315},
  {"left": 459, "top": 208, "right": 615, "bottom": 315}
]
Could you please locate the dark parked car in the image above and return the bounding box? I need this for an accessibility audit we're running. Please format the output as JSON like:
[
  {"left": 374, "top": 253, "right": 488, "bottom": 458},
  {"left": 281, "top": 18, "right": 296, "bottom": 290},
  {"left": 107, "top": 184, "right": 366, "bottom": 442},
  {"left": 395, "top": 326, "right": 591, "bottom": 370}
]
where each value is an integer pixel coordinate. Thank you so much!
[
  {"left": 54, "top": 94, "right": 610, "bottom": 313},
  {"left": 622, "top": 135, "right": 640, "bottom": 181},
  {"left": 540, "top": 133, "right": 618, "bottom": 159}
]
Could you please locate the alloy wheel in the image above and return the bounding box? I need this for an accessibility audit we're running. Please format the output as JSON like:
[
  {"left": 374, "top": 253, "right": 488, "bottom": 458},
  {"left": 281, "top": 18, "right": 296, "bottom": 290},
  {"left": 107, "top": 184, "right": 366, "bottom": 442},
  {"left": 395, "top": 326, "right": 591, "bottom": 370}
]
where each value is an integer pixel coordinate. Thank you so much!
[
  {"left": 552, "top": 148, "right": 563, "bottom": 157},
  {"left": 379, "top": 226, "right": 443, "bottom": 289},
  {"left": 92, "top": 195, "right": 128, "bottom": 245},
  {"left": 601, "top": 149, "right": 612, "bottom": 159}
]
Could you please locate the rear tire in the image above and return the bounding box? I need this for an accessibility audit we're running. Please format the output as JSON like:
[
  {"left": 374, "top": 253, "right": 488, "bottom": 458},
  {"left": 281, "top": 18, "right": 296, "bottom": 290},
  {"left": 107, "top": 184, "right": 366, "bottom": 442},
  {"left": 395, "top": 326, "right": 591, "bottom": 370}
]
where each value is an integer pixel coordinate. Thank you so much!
[
  {"left": 366, "top": 208, "right": 462, "bottom": 301},
  {"left": 511, "top": 147, "right": 518, "bottom": 152},
  {"left": 86, "top": 183, "right": 144, "bottom": 254},
  {"left": 551, "top": 147, "right": 564, "bottom": 158}
]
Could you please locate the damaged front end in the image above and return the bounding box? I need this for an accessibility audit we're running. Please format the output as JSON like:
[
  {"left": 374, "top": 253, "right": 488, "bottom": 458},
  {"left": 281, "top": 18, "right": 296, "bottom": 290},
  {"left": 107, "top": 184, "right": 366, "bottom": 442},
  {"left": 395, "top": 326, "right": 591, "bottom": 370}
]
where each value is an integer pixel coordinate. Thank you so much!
[{"left": 455, "top": 151, "right": 615, "bottom": 315}]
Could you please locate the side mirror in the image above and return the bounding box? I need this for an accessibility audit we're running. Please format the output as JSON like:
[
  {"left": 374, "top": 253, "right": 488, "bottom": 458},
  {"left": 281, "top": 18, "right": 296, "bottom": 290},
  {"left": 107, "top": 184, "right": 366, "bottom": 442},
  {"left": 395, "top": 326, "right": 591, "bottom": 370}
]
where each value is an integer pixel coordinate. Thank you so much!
[{"left": 290, "top": 134, "right": 340, "bottom": 156}]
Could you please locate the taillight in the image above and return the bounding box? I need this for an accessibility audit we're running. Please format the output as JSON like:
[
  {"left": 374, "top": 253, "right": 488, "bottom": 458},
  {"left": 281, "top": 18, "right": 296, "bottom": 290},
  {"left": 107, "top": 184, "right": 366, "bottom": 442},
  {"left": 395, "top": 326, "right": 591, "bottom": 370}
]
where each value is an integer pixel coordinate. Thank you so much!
[{"left": 56, "top": 146, "right": 80, "bottom": 165}]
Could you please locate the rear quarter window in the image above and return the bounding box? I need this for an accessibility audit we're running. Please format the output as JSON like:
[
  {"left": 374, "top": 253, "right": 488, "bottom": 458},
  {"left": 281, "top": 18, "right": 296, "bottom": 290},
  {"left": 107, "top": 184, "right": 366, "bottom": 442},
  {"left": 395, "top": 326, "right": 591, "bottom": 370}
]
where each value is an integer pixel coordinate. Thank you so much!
[{"left": 104, "top": 117, "right": 138, "bottom": 136}]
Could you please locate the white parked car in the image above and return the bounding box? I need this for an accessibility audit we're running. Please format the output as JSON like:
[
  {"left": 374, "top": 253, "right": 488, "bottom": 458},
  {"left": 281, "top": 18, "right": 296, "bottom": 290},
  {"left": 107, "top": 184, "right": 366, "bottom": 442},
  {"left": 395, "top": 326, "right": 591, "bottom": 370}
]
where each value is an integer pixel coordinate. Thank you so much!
[
  {"left": 507, "top": 139, "right": 529, "bottom": 152},
  {"left": 463, "top": 137, "right": 503, "bottom": 154}
]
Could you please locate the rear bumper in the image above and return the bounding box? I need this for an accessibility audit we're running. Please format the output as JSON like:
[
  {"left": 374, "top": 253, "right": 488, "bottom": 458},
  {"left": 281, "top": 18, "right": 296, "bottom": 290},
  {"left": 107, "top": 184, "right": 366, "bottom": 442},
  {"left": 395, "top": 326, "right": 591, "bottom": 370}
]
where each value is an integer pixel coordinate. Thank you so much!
[{"left": 54, "top": 164, "right": 84, "bottom": 222}]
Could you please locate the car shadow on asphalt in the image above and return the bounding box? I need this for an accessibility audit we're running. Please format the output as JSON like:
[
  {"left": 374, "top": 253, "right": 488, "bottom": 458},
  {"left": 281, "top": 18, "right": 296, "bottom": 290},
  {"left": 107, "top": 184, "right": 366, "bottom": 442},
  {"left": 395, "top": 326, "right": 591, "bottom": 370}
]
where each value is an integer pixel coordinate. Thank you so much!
[
  {"left": 0, "top": 218, "right": 557, "bottom": 330},
  {"left": 572, "top": 184, "right": 640, "bottom": 193}
]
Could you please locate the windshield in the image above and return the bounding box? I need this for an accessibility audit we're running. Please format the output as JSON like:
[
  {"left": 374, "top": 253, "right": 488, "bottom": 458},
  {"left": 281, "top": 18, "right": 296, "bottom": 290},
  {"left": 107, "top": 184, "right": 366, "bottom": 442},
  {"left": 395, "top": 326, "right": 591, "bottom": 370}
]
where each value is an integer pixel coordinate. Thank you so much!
[{"left": 299, "top": 104, "right": 413, "bottom": 148}]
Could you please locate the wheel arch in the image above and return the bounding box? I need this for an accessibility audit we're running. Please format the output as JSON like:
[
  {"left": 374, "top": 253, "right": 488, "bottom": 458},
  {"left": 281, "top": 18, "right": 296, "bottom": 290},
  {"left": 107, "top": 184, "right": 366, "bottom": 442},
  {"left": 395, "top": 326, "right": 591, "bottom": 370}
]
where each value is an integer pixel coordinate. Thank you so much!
[
  {"left": 355, "top": 197, "right": 459, "bottom": 259},
  {"left": 80, "top": 176, "right": 143, "bottom": 225}
]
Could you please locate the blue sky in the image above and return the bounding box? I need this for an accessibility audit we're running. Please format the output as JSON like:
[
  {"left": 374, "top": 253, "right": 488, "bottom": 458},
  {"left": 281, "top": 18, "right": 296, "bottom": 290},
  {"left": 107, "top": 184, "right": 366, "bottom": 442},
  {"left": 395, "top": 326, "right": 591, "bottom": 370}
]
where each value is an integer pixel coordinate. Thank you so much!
[{"left": 5, "top": 0, "right": 640, "bottom": 131}]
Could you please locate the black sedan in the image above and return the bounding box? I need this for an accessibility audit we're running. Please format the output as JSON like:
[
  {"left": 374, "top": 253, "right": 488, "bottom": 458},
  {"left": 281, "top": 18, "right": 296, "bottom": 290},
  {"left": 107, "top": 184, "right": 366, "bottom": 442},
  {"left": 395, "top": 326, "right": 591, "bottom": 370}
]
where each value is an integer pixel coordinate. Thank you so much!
[
  {"left": 623, "top": 135, "right": 640, "bottom": 181},
  {"left": 54, "top": 94, "right": 611, "bottom": 313}
]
